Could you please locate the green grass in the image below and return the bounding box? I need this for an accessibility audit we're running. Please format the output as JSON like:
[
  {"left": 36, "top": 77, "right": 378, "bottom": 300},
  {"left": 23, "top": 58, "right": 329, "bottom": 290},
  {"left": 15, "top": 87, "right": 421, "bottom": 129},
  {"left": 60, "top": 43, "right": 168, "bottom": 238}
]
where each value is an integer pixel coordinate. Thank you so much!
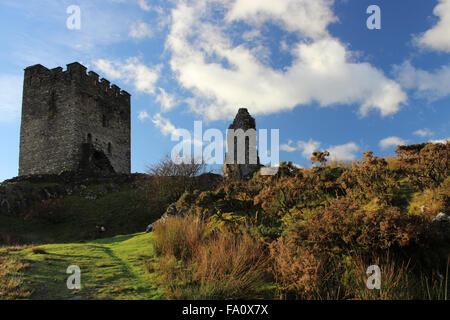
[
  {"left": 0, "top": 185, "right": 165, "bottom": 244},
  {"left": 0, "top": 232, "right": 165, "bottom": 300}
]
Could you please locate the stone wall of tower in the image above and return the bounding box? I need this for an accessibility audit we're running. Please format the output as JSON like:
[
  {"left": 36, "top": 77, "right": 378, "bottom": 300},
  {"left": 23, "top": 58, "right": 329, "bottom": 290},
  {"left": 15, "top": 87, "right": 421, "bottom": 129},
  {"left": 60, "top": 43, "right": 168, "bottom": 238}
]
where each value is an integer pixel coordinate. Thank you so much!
[
  {"left": 223, "top": 108, "right": 261, "bottom": 180},
  {"left": 19, "top": 62, "right": 131, "bottom": 176}
]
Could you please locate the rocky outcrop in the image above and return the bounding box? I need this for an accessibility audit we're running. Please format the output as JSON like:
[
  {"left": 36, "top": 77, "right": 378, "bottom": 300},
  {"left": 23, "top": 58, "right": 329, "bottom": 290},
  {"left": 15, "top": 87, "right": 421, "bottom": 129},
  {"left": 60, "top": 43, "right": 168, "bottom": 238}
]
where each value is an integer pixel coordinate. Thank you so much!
[
  {"left": 433, "top": 212, "right": 449, "bottom": 223},
  {"left": 223, "top": 108, "right": 262, "bottom": 180},
  {"left": 145, "top": 202, "right": 190, "bottom": 232},
  {"left": 0, "top": 172, "right": 137, "bottom": 216}
]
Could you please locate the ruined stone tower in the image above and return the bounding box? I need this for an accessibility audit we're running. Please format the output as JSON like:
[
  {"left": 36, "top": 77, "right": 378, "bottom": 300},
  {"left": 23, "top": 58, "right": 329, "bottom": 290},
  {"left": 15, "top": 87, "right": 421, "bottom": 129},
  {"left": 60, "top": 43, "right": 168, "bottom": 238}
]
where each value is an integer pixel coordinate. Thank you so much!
[
  {"left": 223, "top": 108, "right": 261, "bottom": 180},
  {"left": 19, "top": 62, "right": 131, "bottom": 176}
]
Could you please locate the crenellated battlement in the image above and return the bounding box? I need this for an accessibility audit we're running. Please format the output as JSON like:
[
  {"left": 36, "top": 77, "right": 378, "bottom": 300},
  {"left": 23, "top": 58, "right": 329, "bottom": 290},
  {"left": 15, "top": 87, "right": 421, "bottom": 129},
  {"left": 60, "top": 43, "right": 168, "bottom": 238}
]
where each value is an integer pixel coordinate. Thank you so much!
[{"left": 24, "top": 62, "right": 130, "bottom": 99}]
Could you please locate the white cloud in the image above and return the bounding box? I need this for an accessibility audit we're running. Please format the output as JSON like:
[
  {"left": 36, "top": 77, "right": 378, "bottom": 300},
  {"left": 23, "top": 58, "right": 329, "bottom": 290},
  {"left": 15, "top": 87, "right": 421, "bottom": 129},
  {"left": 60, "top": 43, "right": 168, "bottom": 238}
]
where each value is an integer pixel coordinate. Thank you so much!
[
  {"left": 379, "top": 136, "right": 407, "bottom": 149},
  {"left": 328, "top": 142, "right": 359, "bottom": 161},
  {"left": 413, "top": 128, "right": 434, "bottom": 137},
  {"left": 129, "top": 21, "right": 153, "bottom": 39},
  {"left": 94, "top": 57, "right": 160, "bottom": 94},
  {"left": 281, "top": 138, "right": 358, "bottom": 161},
  {"left": 166, "top": 0, "right": 407, "bottom": 121},
  {"left": 156, "top": 88, "right": 177, "bottom": 112},
  {"left": 138, "top": 0, "right": 151, "bottom": 11},
  {"left": 416, "top": 0, "right": 450, "bottom": 52},
  {"left": 394, "top": 61, "right": 450, "bottom": 101},
  {"left": 297, "top": 139, "right": 322, "bottom": 158},
  {"left": 0, "top": 74, "right": 23, "bottom": 122},
  {"left": 138, "top": 110, "right": 151, "bottom": 121},
  {"left": 242, "top": 29, "right": 261, "bottom": 41},
  {"left": 280, "top": 140, "right": 296, "bottom": 152},
  {"left": 225, "top": 0, "right": 337, "bottom": 39},
  {"left": 280, "top": 138, "right": 321, "bottom": 157},
  {"left": 430, "top": 137, "right": 450, "bottom": 144},
  {"left": 151, "top": 113, "right": 178, "bottom": 136},
  {"left": 150, "top": 113, "right": 204, "bottom": 149}
]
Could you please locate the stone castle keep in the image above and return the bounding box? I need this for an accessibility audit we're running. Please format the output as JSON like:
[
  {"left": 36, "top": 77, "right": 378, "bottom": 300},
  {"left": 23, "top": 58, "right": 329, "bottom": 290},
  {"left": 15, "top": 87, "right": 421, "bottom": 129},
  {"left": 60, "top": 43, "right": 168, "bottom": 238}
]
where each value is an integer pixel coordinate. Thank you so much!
[{"left": 19, "top": 62, "right": 131, "bottom": 176}]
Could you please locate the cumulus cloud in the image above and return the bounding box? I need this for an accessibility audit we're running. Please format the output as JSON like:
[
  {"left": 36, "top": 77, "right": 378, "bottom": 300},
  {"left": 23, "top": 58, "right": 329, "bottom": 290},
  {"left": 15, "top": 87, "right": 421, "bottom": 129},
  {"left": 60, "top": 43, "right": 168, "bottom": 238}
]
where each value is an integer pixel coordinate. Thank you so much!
[
  {"left": 156, "top": 88, "right": 178, "bottom": 112},
  {"left": 379, "top": 136, "right": 406, "bottom": 149},
  {"left": 94, "top": 57, "right": 160, "bottom": 94},
  {"left": 416, "top": 0, "right": 450, "bottom": 52},
  {"left": 129, "top": 21, "right": 153, "bottom": 39},
  {"left": 150, "top": 113, "right": 204, "bottom": 151},
  {"left": 138, "top": 0, "right": 151, "bottom": 11},
  {"left": 430, "top": 137, "right": 450, "bottom": 144},
  {"left": 328, "top": 142, "right": 359, "bottom": 161},
  {"left": 281, "top": 139, "right": 321, "bottom": 157},
  {"left": 297, "top": 139, "right": 322, "bottom": 158},
  {"left": 413, "top": 128, "right": 434, "bottom": 137},
  {"left": 280, "top": 140, "right": 297, "bottom": 152},
  {"left": 151, "top": 113, "right": 178, "bottom": 136},
  {"left": 394, "top": 61, "right": 450, "bottom": 101},
  {"left": 281, "top": 138, "right": 358, "bottom": 161},
  {"left": 138, "top": 110, "right": 151, "bottom": 121},
  {"left": 0, "top": 74, "right": 23, "bottom": 122},
  {"left": 166, "top": 0, "right": 407, "bottom": 121},
  {"left": 225, "top": 0, "right": 338, "bottom": 39}
]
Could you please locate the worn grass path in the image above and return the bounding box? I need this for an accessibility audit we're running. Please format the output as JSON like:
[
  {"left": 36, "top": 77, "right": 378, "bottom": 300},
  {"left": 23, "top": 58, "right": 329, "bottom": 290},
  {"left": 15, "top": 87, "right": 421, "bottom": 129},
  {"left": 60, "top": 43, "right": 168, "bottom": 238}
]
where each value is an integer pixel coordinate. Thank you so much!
[{"left": 0, "top": 233, "right": 164, "bottom": 300}]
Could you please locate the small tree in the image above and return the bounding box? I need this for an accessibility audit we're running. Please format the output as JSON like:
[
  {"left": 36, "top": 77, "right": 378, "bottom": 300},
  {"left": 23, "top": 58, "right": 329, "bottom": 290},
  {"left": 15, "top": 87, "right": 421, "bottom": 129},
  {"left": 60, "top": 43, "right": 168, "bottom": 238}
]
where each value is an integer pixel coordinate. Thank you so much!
[
  {"left": 311, "top": 151, "right": 329, "bottom": 166},
  {"left": 145, "top": 154, "right": 207, "bottom": 203},
  {"left": 146, "top": 154, "right": 206, "bottom": 178}
]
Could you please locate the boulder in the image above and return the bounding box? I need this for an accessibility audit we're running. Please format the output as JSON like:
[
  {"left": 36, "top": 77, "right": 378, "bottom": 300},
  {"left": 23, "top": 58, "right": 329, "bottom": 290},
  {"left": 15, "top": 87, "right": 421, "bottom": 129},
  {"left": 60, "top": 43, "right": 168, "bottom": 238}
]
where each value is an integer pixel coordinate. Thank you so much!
[
  {"left": 145, "top": 202, "right": 191, "bottom": 233},
  {"left": 433, "top": 212, "right": 449, "bottom": 223}
]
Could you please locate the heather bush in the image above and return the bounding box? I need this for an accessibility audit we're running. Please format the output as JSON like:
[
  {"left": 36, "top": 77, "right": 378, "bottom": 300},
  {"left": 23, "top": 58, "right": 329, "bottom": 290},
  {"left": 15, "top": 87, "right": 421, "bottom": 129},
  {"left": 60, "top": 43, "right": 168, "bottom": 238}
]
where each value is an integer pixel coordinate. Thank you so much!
[
  {"left": 150, "top": 142, "right": 449, "bottom": 300},
  {"left": 338, "top": 151, "right": 402, "bottom": 206},
  {"left": 396, "top": 142, "right": 449, "bottom": 190},
  {"left": 287, "top": 199, "right": 427, "bottom": 256}
]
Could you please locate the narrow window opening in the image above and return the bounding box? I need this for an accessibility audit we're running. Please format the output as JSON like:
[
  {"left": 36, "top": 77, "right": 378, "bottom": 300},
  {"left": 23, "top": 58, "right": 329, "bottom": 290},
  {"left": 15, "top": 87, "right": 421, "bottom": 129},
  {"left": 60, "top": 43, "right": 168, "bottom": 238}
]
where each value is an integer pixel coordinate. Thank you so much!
[
  {"left": 87, "top": 133, "right": 92, "bottom": 144},
  {"left": 108, "top": 143, "right": 112, "bottom": 155}
]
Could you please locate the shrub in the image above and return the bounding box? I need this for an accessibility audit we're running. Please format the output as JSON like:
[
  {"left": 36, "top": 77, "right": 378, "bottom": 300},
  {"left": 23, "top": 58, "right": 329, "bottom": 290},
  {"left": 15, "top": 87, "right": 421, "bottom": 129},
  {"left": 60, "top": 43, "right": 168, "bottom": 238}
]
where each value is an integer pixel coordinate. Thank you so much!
[
  {"left": 288, "top": 199, "right": 427, "bottom": 256},
  {"left": 270, "top": 238, "right": 449, "bottom": 300},
  {"left": 396, "top": 142, "right": 450, "bottom": 190},
  {"left": 31, "top": 247, "right": 48, "bottom": 254},
  {"left": 338, "top": 151, "right": 401, "bottom": 205},
  {"left": 26, "top": 199, "right": 66, "bottom": 224},
  {"left": 269, "top": 236, "right": 326, "bottom": 299}
]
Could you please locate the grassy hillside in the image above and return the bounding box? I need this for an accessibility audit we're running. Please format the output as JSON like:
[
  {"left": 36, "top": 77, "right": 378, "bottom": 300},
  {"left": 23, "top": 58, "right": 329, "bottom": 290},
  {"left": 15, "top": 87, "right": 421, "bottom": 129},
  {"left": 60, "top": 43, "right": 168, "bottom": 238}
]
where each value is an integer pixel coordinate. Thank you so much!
[
  {"left": 1, "top": 143, "right": 448, "bottom": 300},
  {"left": 0, "top": 186, "right": 163, "bottom": 243},
  {"left": 0, "top": 173, "right": 222, "bottom": 244},
  {"left": 0, "top": 232, "right": 164, "bottom": 300}
]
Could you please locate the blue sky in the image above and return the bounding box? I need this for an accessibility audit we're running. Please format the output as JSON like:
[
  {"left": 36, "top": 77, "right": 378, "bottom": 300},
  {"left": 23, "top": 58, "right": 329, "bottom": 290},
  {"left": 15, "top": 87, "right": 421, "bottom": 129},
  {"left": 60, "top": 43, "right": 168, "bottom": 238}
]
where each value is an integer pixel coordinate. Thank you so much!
[{"left": 0, "top": 0, "right": 449, "bottom": 180}]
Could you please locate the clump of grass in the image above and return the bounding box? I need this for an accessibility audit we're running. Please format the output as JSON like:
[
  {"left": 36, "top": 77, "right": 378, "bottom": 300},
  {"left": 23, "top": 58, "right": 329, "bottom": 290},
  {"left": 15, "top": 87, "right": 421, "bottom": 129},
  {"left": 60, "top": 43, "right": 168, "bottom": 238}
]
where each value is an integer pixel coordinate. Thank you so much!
[
  {"left": 150, "top": 215, "right": 269, "bottom": 299},
  {"left": 152, "top": 215, "right": 208, "bottom": 261},
  {"left": 0, "top": 256, "right": 32, "bottom": 299},
  {"left": 31, "top": 247, "right": 48, "bottom": 255}
]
